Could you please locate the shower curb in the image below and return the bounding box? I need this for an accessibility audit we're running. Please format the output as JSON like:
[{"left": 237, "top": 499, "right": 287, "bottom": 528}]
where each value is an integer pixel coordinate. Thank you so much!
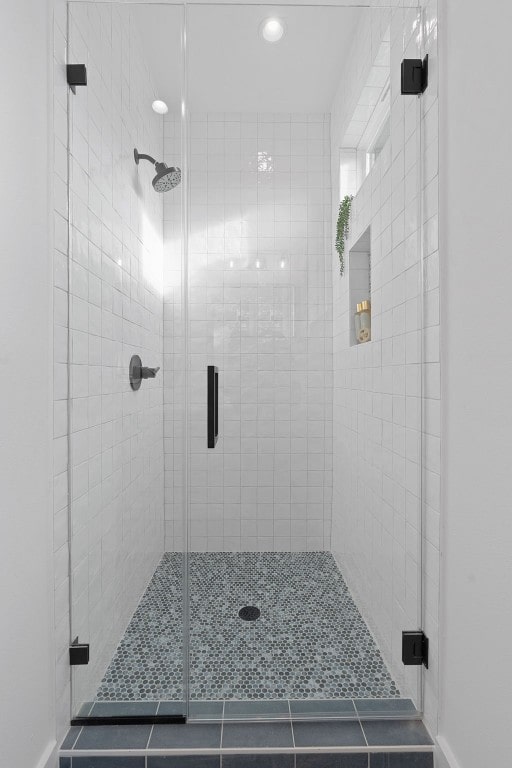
[
  {"left": 59, "top": 745, "right": 434, "bottom": 768},
  {"left": 59, "top": 716, "right": 434, "bottom": 766}
]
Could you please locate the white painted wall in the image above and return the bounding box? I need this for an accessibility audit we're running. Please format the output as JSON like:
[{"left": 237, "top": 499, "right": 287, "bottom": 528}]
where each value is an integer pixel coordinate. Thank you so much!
[
  {"left": 0, "top": 1, "right": 57, "bottom": 767},
  {"left": 437, "top": 0, "right": 512, "bottom": 766}
]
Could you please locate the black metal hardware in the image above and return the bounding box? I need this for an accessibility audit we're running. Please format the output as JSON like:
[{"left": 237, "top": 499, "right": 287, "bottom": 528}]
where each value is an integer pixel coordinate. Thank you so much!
[
  {"left": 207, "top": 365, "right": 219, "bottom": 448},
  {"left": 134, "top": 148, "right": 156, "bottom": 165},
  {"left": 402, "top": 630, "right": 429, "bottom": 668},
  {"left": 69, "top": 637, "right": 89, "bottom": 666},
  {"left": 71, "top": 715, "right": 186, "bottom": 726},
  {"left": 401, "top": 55, "right": 428, "bottom": 95},
  {"left": 129, "top": 354, "right": 160, "bottom": 391},
  {"left": 239, "top": 606, "right": 261, "bottom": 621},
  {"left": 66, "top": 64, "right": 87, "bottom": 94},
  {"left": 141, "top": 366, "right": 160, "bottom": 379}
]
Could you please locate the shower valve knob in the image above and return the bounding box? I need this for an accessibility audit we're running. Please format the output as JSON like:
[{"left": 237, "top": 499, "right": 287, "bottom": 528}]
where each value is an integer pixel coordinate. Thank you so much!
[
  {"left": 141, "top": 366, "right": 160, "bottom": 379},
  {"left": 129, "top": 354, "right": 160, "bottom": 390}
]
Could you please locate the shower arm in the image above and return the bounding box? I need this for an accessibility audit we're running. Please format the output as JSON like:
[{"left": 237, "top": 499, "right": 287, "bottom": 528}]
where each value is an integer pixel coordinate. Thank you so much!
[{"left": 134, "top": 148, "right": 156, "bottom": 166}]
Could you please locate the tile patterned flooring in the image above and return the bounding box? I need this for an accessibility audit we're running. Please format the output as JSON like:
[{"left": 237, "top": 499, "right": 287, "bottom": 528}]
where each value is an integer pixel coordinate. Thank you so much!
[{"left": 96, "top": 551, "right": 400, "bottom": 702}]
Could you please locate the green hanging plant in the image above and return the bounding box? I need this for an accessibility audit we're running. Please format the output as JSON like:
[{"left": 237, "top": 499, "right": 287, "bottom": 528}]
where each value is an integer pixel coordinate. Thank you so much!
[{"left": 335, "top": 195, "right": 353, "bottom": 276}]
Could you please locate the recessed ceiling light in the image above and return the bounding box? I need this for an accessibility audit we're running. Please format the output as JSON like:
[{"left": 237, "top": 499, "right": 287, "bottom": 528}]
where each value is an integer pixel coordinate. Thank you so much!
[
  {"left": 152, "top": 99, "right": 168, "bottom": 115},
  {"left": 260, "top": 17, "right": 285, "bottom": 43}
]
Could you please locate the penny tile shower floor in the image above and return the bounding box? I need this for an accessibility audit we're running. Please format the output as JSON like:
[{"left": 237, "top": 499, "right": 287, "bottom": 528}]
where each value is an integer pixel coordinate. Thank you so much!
[{"left": 95, "top": 552, "right": 401, "bottom": 701}]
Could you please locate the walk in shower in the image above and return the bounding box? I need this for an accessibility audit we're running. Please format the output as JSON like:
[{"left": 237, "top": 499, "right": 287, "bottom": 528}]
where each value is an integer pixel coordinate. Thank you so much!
[{"left": 64, "top": 0, "right": 436, "bottom": 724}]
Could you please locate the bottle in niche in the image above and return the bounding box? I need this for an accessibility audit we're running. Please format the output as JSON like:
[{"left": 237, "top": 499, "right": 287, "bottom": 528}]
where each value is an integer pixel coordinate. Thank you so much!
[
  {"left": 354, "top": 304, "right": 361, "bottom": 340},
  {"left": 355, "top": 299, "right": 371, "bottom": 343}
]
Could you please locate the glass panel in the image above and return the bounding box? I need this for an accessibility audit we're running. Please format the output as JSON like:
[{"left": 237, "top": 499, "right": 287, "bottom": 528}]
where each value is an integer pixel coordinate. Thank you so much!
[
  {"left": 65, "top": 0, "right": 433, "bottom": 725},
  {"left": 185, "top": 3, "right": 425, "bottom": 720},
  {"left": 67, "top": 1, "right": 187, "bottom": 719}
]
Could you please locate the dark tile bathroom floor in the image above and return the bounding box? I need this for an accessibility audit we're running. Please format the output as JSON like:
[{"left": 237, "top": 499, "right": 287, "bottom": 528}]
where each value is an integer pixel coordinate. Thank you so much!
[
  {"left": 95, "top": 552, "right": 401, "bottom": 703},
  {"left": 60, "top": 718, "right": 434, "bottom": 768}
]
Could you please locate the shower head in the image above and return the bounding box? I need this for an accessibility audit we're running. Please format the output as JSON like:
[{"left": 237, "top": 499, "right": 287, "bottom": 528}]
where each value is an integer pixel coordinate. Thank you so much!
[
  {"left": 153, "top": 162, "right": 181, "bottom": 192},
  {"left": 134, "top": 148, "right": 181, "bottom": 193}
]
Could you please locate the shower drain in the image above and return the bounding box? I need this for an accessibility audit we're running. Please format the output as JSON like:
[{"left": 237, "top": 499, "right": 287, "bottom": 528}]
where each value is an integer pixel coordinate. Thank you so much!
[{"left": 238, "top": 606, "right": 260, "bottom": 621}]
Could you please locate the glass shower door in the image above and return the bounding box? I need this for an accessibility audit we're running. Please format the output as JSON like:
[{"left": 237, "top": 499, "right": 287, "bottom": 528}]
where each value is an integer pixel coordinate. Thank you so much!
[
  {"left": 66, "top": 1, "right": 187, "bottom": 722},
  {"left": 63, "top": 0, "right": 437, "bottom": 726},
  {"left": 184, "top": 1, "right": 432, "bottom": 720}
]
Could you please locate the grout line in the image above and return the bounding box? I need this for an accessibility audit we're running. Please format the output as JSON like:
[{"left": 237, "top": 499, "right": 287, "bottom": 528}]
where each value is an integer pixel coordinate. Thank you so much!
[
  {"left": 359, "top": 710, "right": 369, "bottom": 748},
  {"left": 146, "top": 724, "right": 155, "bottom": 750},
  {"left": 70, "top": 727, "right": 82, "bottom": 750},
  {"left": 287, "top": 699, "right": 292, "bottom": 723}
]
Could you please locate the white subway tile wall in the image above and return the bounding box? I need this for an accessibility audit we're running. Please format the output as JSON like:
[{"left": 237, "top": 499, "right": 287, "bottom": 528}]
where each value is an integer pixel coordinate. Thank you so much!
[
  {"left": 163, "top": 112, "right": 333, "bottom": 553},
  {"left": 330, "top": 3, "right": 439, "bottom": 733}
]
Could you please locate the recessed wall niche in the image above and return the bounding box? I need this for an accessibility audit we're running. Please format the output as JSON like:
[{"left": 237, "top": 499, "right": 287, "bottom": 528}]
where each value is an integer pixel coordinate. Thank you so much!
[{"left": 349, "top": 226, "right": 371, "bottom": 346}]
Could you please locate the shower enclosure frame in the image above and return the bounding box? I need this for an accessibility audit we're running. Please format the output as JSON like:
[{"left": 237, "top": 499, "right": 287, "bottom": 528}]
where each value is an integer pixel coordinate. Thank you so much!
[{"left": 64, "top": 0, "right": 435, "bottom": 726}]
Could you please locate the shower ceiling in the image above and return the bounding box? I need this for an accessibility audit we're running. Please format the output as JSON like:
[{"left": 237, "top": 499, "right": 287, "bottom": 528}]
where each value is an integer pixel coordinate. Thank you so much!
[{"left": 132, "top": 4, "right": 362, "bottom": 112}]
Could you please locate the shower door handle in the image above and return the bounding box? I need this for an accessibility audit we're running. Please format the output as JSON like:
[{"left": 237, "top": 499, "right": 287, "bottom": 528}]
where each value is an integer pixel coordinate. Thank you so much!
[{"left": 207, "top": 365, "right": 219, "bottom": 448}]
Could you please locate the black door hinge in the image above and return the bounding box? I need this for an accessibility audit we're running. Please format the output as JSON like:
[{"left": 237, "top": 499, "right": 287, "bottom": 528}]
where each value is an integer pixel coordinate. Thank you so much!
[
  {"left": 401, "top": 55, "right": 428, "bottom": 95},
  {"left": 402, "top": 630, "right": 429, "bottom": 668},
  {"left": 69, "top": 637, "right": 90, "bottom": 666},
  {"left": 67, "top": 64, "right": 87, "bottom": 94}
]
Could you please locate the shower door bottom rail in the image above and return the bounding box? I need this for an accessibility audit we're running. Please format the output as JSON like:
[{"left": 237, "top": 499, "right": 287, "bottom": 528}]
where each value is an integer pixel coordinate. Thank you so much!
[{"left": 71, "top": 714, "right": 187, "bottom": 726}]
